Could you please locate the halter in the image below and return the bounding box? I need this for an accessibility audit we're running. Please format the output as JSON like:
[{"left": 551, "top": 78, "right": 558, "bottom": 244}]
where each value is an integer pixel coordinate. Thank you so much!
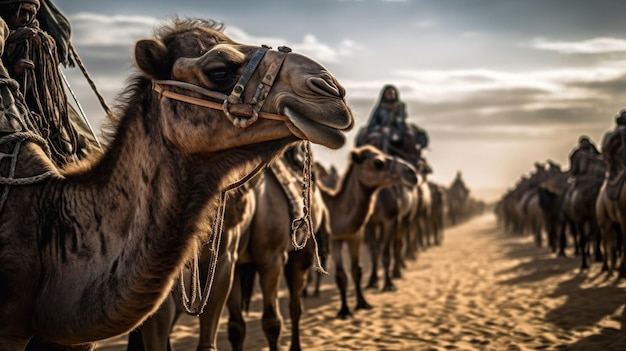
[{"left": 153, "top": 45, "right": 292, "bottom": 128}]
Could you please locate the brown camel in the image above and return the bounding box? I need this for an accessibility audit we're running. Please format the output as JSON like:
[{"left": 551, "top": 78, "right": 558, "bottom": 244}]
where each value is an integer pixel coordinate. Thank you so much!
[
  {"left": 0, "top": 17, "right": 353, "bottom": 351},
  {"left": 226, "top": 142, "right": 331, "bottom": 351},
  {"left": 329, "top": 150, "right": 418, "bottom": 319},
  {"left": 404, "top": 159, "right": 434, "bottom": 262},
  {"left": 363, "top": 178, "right": 420, "bottom": 293}
]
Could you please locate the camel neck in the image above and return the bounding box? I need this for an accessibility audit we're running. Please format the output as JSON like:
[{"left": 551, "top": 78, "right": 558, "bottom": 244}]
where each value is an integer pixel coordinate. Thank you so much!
[{"left": 320, "top": 165, "right": 376, "bottom": 237}]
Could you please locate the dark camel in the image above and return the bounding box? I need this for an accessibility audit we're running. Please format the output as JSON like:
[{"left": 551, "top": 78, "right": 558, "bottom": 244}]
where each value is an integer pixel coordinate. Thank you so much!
[
  {"left": 561, "top": 153, "right": 605, "bottom": 269},
  {"left": 597, "top": 127, "right": 626, "bottom": 279},
  {"left": 446, "top": 171, "right": 470, "bottom": 226},
  {"left": 0, "top": 17, "right": 353, "bottom": 350},
  {"left": 226, "top": 142, "right": 334, "bottom": 351}
]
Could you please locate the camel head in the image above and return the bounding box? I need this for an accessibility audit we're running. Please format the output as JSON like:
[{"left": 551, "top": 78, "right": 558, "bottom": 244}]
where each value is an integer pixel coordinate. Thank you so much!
[
  {"left": 350, "top": 145, "right": 418, "bottom": 188},
  {"left": 134, "top": 18, "right": 353, "bottom": 155}
]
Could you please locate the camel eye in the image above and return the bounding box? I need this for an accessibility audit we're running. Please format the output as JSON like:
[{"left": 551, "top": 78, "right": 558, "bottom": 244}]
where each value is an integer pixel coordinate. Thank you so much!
[
  {"left": 374, "top": 159, "right": 385, "bottom": 170},
  {"left": 207, "top": 68, "right": 234, "bottom": 85}
]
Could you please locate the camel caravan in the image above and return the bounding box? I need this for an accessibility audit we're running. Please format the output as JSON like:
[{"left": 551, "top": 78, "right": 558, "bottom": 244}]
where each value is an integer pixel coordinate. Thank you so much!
[
  {"left": 495, "top": 112, "right": 626, "bottom": 278},
  {"left": 0, "top": 5, "right": 489, "bottom": 351}
]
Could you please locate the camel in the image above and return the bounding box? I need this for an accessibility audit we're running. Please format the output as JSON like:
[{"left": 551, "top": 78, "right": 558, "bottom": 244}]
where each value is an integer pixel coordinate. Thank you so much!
[
  {"left": 225, "top": 142, "right": 331, "bottom": 351},
  {"left": 353, "top": 128, "right": 422, "bottom": 296},
  {"left": 0, "top": 17, "right": 353, "bottom": 351},
  {"left": 363, "top": 180, "right": 419, "bottom": 293},
  {"left": 426, "top": 181, "right": 446, "bottom": 246},
  {"left": 321, "top": 147, "right": 417, "bottom": 319},
  {"left": 313, "top": 161, "right": 339, "bottom": 189},
  {"left": 537, "top": 174, "right": 569, "bottom": 251},
  {"left": 446, "top": 171, "right": 470, "bottom": 226},
  {"left": 404, "top": 159, "right": 434, "bottom": 261},
  {"left": 561, "top": 154, "right": 605, "bottom": 270},
  {"left": 227, "top": 144, "right": 417, "bottom": 349},
  {"left": 596, "top": 127, "right": 626, "bottom": 279}
]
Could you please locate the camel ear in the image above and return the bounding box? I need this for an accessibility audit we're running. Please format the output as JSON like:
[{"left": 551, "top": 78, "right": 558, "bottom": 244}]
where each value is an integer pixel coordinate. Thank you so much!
[
  {"left": 134, "top": 39, "right": 169, "bottom": 79},
  {"left": 351, "top": 149, "right": 364, "bottom": 164}
]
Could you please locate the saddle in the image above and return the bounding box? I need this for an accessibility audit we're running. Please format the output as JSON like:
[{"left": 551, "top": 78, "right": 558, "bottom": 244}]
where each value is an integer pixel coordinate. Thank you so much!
[
  {"left": 606, "top": 168, "right": 626, "bottom": 201},
  {"left": 269, "top": 155, "right": 307, "bottom": 242},
  {"left": 356, "top": 126, "right": 419, "bottom": 165}
]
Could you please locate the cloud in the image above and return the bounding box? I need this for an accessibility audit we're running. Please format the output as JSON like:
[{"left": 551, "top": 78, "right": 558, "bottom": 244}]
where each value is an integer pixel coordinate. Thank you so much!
[
  {"left": 343, "top": 60, "right": 626, "bottom": 107},
  {"left": 69, "top": 13, "right": 158, "bottom": 46},
  {"left": 226, "top": 29, "right": 365, "bottom": 63},
  {"left": 69, "top": 13, "right": 363, "bottom": 64},
  {"left": 416, "top": 19, "right": 437, "bottom": 28},
  {"left": 528, "top": 37, "right": 626, "bottom": 54}
]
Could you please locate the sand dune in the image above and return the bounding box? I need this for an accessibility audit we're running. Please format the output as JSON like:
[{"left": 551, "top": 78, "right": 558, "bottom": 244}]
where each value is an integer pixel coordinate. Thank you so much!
[{"left": 95, "top": 213, "right": 626, "bottom": 351}]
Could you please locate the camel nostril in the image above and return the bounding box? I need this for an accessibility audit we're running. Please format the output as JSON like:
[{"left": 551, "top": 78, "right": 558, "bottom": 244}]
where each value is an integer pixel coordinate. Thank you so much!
[{"left": 306, "top": 76, "right": 341, "bottom": 97}]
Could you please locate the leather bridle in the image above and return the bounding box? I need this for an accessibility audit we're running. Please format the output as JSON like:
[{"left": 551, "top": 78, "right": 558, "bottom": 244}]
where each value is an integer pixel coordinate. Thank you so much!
[{"left": 153, "top": 45, "right": 292, "bottom": 128}]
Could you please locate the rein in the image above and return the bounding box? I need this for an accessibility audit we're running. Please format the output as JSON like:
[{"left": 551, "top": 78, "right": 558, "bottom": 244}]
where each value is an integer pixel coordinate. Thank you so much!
[{"left": 179, "top": 157, "right": 270, "bottom": 316}]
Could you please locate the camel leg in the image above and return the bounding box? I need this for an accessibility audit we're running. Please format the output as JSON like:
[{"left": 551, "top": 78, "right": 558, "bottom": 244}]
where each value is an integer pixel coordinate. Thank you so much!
[
  {"left": 364, "top": 224, "right": 380, "bottom": 289},
  {"left": 227, "top": 265, "right": 246, "bottom": 351},
  {"left": 258, "top": 257, "right": 285, "bottom": 351},
  {"left": 349, "top": 236, "right": 372, "bottom": 312},
  {"left": 571, "top": 221, "right": 581, "bottom": 256},
  {"left": 331, "top": 239, "right": 352, "bottom": 319},
  {"left": 592, "top": 222, "right": 603, "bottom": 263},
  {"left": 197, "top": 245, "right": 238, "bottom": 351},
  {"left": 284, "top": 245, "right": 314, "bottom": 351},
  {"left": 398, "top": 215, "right": 411, "bottom": 271},
  {"left": 392, "top": 222, "right": 405, "bottom": 279},
  {"left": 599, "top": 221, "right": 617, "bottom": 276},
  {"left": 381, "top": 222, "right": 397, "bottom": 292},
  {"left": 619, "top": 223, "right": 626, "bottom": 280},
  {"left": 557, "top": 220, "right": 569, "bottom": 257},
  {"left": 404, "top": 218, "right": 417, "bottom": 261},
  {"left": 578, "top": 221, "right": 589, "bottom": 270}
]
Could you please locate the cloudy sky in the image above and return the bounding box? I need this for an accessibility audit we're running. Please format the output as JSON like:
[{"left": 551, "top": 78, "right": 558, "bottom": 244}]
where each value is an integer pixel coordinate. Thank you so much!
[{"left": 54, "top": 0, "right": 626, "bottom": 202}]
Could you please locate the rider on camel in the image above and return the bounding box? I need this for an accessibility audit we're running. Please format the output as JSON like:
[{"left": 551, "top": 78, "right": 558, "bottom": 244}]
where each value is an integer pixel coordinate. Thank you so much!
[
  {"left": 568, "top": 135, "right": 600, "bottom": 177},
  {"left": 357, "top": 84, "right": 428, "bottom": 165},
  {"left": 601, "top": 109, "right": 626, "bottom": 181},
  {"left": 0, "top": 0, "right": 94, "bottom": 167}
]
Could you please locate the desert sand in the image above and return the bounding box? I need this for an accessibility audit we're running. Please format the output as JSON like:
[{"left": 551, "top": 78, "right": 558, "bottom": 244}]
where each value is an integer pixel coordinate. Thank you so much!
[{"left": 94, "top": 212, "right": 626, "bottom": 351}]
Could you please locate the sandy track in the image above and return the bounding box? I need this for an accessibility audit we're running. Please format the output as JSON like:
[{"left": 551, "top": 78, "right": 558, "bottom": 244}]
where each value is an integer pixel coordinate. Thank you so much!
[{"left": 95, "top": 213, "right": 626, "bottom": 351}]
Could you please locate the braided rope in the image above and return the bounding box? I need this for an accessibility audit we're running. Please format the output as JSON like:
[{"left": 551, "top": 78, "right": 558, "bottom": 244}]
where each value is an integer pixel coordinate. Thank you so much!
[
  {"left": 290, "top": 141, "right": 328, "bottom": 274},
  {"left": 69, "top": 44, "right": 113, "bottom": 118},
  {"left": 179, "top": 159, "right": 268, "bottom": 316}
]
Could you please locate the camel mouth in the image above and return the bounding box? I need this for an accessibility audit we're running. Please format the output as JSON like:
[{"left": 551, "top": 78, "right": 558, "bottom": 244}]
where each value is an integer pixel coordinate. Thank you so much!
[{"left": 284, "top": 106, "right": 351, "bottom": 149}]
